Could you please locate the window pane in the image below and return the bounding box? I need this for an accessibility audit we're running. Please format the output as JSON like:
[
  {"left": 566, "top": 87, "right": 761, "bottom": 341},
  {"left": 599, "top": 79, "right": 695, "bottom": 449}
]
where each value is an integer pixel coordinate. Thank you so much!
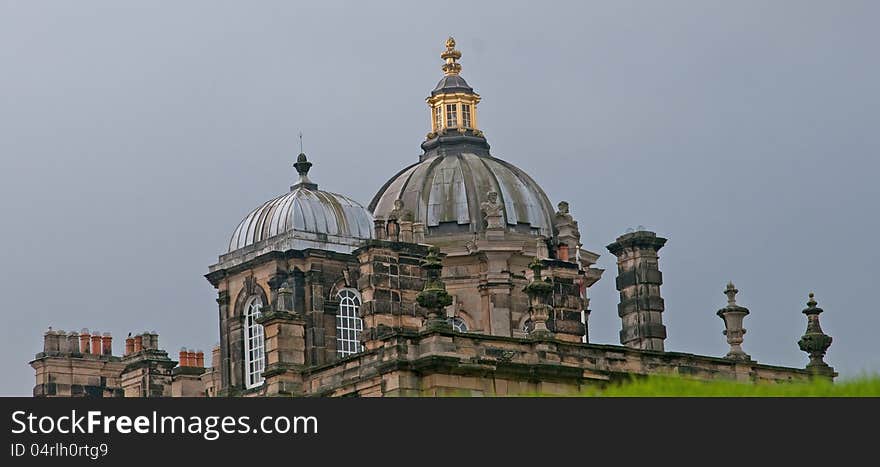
[{"left": 446, "top": 104, "right": 457, "bottom": 127}]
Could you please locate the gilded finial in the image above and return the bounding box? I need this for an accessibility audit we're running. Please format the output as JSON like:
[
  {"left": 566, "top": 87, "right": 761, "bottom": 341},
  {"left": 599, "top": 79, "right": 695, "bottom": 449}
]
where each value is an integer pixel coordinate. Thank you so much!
[{"left": 441, "top": 36, "right": 462, "bottom": 76}]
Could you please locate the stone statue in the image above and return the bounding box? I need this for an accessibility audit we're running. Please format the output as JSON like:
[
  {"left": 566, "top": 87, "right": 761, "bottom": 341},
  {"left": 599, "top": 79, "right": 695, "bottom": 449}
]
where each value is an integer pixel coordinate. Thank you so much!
[
  {"left": 388, "top": 199, "right": 412, "bottom": 222},
  {"left": 480, "top": 190, "right": 504, "bottom": 229},
  {"left": 555, "top": 201, "right": 574, "bottom": 224}
]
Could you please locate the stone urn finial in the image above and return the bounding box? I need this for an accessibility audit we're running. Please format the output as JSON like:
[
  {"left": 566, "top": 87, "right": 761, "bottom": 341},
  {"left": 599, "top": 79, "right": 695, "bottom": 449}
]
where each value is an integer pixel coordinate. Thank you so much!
[
  {"left": 798, "top": 292, "right": 835, "bottom": 377},
  {"left": 717, "top": 281, "right": 751, "bottom": 361},
  {"left": 417, "top": 246, "right": 453, "bottom": 331}
]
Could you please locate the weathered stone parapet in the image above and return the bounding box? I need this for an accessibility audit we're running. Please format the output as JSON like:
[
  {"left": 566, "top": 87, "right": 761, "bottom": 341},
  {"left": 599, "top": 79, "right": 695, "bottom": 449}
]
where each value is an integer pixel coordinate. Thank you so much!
[{"left": 295, "top": 329, "right": 816, "bottom": 397}]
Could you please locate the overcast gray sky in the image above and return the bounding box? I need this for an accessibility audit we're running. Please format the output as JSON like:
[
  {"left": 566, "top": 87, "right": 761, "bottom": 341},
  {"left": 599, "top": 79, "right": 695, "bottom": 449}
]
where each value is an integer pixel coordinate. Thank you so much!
[{"left": 1, "top": 1, "right": 877, "bottom": 395}]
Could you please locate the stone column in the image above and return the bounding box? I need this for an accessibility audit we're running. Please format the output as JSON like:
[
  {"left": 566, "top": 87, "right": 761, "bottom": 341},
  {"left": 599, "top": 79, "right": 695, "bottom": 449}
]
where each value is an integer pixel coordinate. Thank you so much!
[{"left": 606, "top": 230, "right": 667, "bottom": 351}]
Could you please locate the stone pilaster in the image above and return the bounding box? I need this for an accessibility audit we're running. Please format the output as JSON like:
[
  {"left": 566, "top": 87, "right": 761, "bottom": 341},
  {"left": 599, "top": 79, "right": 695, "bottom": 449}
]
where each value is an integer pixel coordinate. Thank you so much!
[
  {"left": 606, "top": 230, "right": 667, "bottom": 351},
  {"left": 523, "top": 259, "right": 554, "bottom": 340},
  {"left": 257, "top": 286, "right": 307, "bottom": 396}
]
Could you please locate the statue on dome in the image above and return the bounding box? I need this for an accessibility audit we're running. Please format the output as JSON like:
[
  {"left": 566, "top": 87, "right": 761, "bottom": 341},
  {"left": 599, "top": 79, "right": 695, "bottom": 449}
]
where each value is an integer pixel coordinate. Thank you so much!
[{"left": 481, "top": 190, "right": 504, "bottom": 230}]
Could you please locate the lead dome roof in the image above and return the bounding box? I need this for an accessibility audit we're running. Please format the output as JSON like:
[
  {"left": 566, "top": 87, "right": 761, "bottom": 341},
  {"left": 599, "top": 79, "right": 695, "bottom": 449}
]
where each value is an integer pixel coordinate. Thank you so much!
[
  {"left": 369, "top": 150, "right": 555, "bottom": 238},
  {"left": 227, "top": 153, "right": 374, "bottom": 255}
]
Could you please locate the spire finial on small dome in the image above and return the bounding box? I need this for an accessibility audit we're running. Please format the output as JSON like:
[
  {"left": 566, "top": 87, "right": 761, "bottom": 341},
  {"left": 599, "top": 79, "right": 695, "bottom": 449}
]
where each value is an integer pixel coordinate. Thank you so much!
[
  {"left": 441, "top": 36, "right": 462, "bottom": 76},
  {"left": 291, "top": 138, "right": 317, "bottom": 190}
]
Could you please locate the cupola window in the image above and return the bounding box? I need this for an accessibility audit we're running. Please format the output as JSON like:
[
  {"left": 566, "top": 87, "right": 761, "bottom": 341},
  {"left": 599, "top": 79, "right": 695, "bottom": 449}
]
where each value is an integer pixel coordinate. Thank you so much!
[
  {"left": 435, "top": 106, "right": 443, "bottom": 131},
  {"left": 461, "top": 104, "right": 471, "bottom": 128},
  {"left": 446, "top": 104, "right": 457, "bottom": 128}
]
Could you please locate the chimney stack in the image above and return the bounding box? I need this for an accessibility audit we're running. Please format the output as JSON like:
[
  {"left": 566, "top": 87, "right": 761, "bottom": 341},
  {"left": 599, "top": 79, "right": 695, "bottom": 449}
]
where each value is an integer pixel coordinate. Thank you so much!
[
  {"left": 195, "top": 350, "right": 205, "bottom": 368},
  {"left": 212, "top": 345, "right": 221, "bottom": 370},
  {"left": 79, "top": 329, "right": 91, "bottom": 353},
  {"left": 43, "top": 328, "right": 60, "bottom": 354},
  {"left": 179, "top": 348, "right": 190, "bottom": 367},
  {"left": 557, "top": 243, "right": 570, "bottom": 262},
  {"left": 90, "top": 332, "right": 102, "bottom": 355},
  {"left": 125, "top": 336, "right": 134, "bottom": 355},
  {"left": 101, "top": 333, "right": 113, "bottom": 356},
  {"left": 133, "top": 334, "right": 143, "bottom": 353},
  {"left": 606, "top": 230, "right": 668, "bottom": 351},
  {"left": 67, "top": 332, "right": 79, "bottom": 354}
]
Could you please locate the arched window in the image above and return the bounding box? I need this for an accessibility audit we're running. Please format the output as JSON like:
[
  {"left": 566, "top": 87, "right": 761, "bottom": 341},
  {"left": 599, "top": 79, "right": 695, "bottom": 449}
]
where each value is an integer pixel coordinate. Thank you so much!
[
  {"left": 336, "top": 289, "right": 364, "bottom": 357},
  {"left": 449, "top": 316, "right": 468, "bottom": 333},
  {"left": 243, "top": 296, "right": 265, "bottom": 389}
]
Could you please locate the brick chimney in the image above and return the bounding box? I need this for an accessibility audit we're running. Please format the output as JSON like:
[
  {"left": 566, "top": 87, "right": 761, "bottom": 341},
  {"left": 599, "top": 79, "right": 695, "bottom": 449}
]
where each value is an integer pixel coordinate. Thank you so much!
[
  {"left": 90, "top": 333, "right": 102, "bottom": 355},
  {"left": 79, "top": 329, "right": 91, "bottom": 354},
  {"left": 101, "top": 333, "right": 112, "bottom": 355}
]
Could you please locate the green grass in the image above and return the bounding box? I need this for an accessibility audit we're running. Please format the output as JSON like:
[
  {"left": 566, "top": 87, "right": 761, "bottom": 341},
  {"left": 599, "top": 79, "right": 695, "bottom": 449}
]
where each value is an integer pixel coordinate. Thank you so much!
[{"left": 573, "top": 375, "right": 880, "bottom": 397}]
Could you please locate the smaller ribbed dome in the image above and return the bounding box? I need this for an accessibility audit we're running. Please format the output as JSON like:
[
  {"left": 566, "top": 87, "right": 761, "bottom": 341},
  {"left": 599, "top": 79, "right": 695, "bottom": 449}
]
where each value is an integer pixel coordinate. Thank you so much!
[{"left": 227, "top": 154, "right": 374, "bottom": 254}]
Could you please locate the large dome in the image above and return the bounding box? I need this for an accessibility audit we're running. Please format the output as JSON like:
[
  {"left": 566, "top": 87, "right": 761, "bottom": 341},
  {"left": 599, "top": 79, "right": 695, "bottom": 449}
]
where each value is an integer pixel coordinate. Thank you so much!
[
  {"left": 227, "top": 154, "right": 374, "bottom": 255},
  {"left": 369, "top": 37, "right": 556, "bottom": 240},
  {"left": 369, "top": 150, "right": 555, "bottom": 238}
]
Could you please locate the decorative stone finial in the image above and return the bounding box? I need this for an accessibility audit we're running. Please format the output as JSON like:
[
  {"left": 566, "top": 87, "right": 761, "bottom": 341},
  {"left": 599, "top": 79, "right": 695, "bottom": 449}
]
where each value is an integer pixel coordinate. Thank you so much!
[
  {"left": 417, "top": 246, "right": 453, "bottom": 331},
  {"left": 717, "top": 281, "right": 751, "bottom": 361},
  {"left": 291, "top": 152, "right": 317, "bottom": 190},
  {"left": 724, "top": 281, "right": 738, "bottom": 306},
  {"left": 798, "top": 292, "right": 835, "bottom": 377},
  {"left": 523, "top": 258, "right": 554, "bottom": 339},
  {"left": 441, "top": 37, "right": 462, "bottom": 76}
]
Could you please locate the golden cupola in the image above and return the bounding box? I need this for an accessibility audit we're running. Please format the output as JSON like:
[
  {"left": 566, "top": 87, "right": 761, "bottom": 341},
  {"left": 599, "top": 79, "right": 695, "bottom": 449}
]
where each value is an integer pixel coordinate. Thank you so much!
[{"left": 425, "top": 37, "right": 483, "bottom": 139}]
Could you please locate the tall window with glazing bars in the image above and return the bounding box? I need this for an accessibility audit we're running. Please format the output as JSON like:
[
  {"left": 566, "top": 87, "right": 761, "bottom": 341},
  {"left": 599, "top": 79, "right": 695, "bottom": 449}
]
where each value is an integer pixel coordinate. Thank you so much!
[
  {"left": 445, "top": 104, "right": 457, "bottom": 128},
  {"left": 243, "top": 296, "right": 265, "bottom": 388},
  {"left": 336, "top": 289, "right": 364, "bottom": 357}
]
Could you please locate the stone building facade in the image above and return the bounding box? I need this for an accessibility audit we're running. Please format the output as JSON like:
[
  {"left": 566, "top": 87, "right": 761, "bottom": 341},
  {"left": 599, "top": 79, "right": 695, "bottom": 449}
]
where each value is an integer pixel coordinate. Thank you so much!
[{"left": 30, "top": 38, "right": 836, "bottom": 397}]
